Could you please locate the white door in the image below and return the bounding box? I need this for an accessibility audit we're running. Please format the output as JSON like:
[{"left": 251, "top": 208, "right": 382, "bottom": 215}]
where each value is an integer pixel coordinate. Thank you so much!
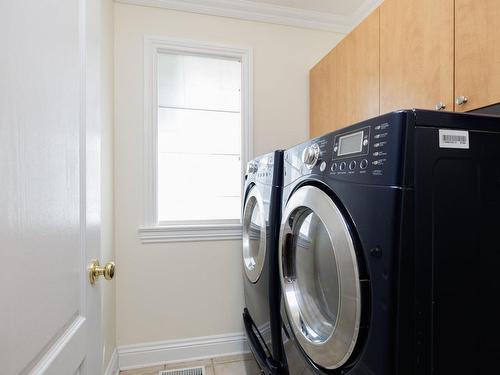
[{"left": 0, "top": 1, "right": 103, "bottom": 374}]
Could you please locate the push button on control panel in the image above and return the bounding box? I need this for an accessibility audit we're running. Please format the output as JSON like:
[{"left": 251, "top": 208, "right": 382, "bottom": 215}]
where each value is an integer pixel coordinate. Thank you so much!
[
  {"left": 349, "top": 160, "right": 357, "bottom": 170},
  {"left": 374, "top": 123, "right": 390, "bottom": 131},
  {"left": 339, "top": 162, "right": 347, "bottom": 171},
  {"left": 360, "top": 159, "right": 368, "bottom": 169},
  {"left": 331, "top": 163, "right": 338, "bottom": 172}
]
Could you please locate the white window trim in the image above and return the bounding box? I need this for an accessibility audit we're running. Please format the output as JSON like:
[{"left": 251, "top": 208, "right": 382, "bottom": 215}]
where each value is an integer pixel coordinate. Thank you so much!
[{"left": 139, "top": 36, "right": 253, "bottom": 243}]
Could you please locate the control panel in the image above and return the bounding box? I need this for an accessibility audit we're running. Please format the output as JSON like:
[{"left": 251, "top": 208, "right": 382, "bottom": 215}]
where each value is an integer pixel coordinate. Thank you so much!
[
  {"left": 331, "top": 126, "right": 371, "bottom": 174},
  {"left": 246, "top": 154, "right": 275, "bottom": 184},
  {"left": 284, "top": 112, "right": 406, "bottom": 187}
]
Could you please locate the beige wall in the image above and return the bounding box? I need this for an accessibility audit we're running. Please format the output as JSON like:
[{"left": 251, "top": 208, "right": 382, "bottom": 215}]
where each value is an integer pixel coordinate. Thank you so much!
[
  {"left": 101, "top": 0, "right": 116, "bottom": 372},
  {"left": 114, "top": 3, "right": 342, "bottom": 346}
]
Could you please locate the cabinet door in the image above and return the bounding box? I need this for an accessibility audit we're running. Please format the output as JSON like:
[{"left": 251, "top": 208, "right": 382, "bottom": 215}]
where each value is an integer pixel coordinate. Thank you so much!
[
  {"left": 335, "top": 8, "right": 380, "bottom": 129},
  {"left": 380, "top": 0, "right": 454, "bottom": 113},
  {"left": 455, "top": 0, "right": 500, "bottom": 112},
  {"left": 310, "top": 51, "right": 336, "bottom": 138},
  {"left": 310, "top": 10, "right": 379, "bottom": 137}
]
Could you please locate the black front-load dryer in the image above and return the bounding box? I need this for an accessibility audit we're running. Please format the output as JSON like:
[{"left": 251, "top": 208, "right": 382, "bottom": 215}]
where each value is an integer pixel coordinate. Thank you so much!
[
  {"left": 242, "top": 150, "right": 286, "bottom": 374},
  {"left": 279, "top": 110, "right": 500, "bottom": 375}
]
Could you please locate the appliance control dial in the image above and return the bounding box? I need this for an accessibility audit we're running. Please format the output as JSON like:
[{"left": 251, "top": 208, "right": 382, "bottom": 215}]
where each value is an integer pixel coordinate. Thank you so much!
[
  {"left": 302, "top": 143, "right": 320, "bottom": 169},
  {"left": 246, "top": 161, "right": 258, "bottom": 174}
]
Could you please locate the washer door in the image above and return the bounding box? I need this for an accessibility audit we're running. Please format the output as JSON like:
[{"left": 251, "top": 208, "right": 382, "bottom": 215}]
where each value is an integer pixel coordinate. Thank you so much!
[
  {"left": 279, "top": 185, "right": 361, "bottom": 370},
  {"left": 242, "top": 186, "right": 267, "bottom": 283}
]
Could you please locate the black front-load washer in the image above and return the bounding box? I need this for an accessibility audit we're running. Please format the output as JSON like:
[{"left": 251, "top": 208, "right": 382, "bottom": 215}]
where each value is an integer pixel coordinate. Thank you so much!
[
  {"left": 279, "top": 110, "right": 500, "bottom": 375},
  {"left": 242, "top": 150, "right": 286, "bottom": 374}
]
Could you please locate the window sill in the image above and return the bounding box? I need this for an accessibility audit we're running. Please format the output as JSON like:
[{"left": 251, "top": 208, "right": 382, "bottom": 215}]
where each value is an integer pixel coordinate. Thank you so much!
[{"left": 137, "top": 223, "right": 243, "bottom": 244}]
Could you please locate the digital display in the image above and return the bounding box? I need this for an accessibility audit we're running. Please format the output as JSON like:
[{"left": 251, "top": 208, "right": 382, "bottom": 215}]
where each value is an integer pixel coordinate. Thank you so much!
[{"left": 338, "top": 131, "right": 363, "bottom": 156}]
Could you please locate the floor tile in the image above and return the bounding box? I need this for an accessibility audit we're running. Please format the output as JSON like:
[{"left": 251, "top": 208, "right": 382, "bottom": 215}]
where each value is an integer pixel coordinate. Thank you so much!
[
  {"left": 120, "top": 365, "right": 165, "bottom": 375},
  {"left": 213, "top": 359, "right": 261, "bottom": 375},
  {"left": 119, "top": 354, "right": 260, "bottom": 375},
  {"left": 212, "top": 353, "right": 253, "bottom": 364}
]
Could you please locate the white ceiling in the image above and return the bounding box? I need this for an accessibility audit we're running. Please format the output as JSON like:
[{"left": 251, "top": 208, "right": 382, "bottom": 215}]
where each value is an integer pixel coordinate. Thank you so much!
[
  {"left": 115, "top": 0, "right": 383, "bottom": 33},
  {"left": 250, "top": 0, "right": 367, "bottom": 16}
]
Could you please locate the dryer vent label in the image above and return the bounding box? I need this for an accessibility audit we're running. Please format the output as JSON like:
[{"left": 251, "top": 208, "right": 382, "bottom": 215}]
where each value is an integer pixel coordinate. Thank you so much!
[{"left": 439, "top": 129, "right": 469, "bottom": 149}]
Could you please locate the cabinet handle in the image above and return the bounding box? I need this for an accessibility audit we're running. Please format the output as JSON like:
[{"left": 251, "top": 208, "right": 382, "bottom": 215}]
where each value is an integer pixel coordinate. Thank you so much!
[
  {"left": 455, "top": 96, "right": 468, "bottom": 106},
  {"left": 435, "top": 101, "right": 446, "bottom": 111}
]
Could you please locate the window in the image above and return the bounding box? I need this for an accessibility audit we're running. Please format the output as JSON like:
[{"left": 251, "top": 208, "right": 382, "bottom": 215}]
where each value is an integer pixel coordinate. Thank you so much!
[
  {"left": 157, "top": 53, "right": 241, "bottom": 223},
  {"left": 140, "top": 37, "right": 253, "bottom": 243}
]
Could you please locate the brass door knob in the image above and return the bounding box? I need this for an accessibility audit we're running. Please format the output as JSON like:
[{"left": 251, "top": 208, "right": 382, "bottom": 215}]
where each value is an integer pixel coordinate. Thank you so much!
[{"left": 88, "top": 260, "right": 115, "bottom": 285}]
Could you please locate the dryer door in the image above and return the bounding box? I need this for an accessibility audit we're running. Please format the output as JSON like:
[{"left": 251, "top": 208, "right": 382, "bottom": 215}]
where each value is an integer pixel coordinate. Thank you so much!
[
  {"left": 242, "top": 186, "right": 267, "bottom": 283},
  {"left": 279, "top": 185, "right": 362, "bottom": 370}
]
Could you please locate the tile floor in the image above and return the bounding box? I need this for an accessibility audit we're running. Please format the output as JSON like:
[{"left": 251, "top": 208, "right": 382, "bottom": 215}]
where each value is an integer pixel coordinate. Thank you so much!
[{"left": 120, "top": 353, "right": 262, "bottom": 375}]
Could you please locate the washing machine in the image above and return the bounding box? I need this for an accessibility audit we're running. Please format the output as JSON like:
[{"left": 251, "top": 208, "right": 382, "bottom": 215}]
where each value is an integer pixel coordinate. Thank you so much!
[
  {"left": 242, "top": 150, "right": 286, "bottom": 374},
  {"left": 278, "top": 110, "right": 500, "bottom": 375}
]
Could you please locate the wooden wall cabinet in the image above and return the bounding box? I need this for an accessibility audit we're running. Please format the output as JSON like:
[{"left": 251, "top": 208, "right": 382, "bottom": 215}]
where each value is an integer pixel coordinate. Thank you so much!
[
  {"left": 380, "top": 0, "right": 454, "bottom": 113},
  {"left": 334, "top": 9, "right": 380, "bottom": 131},
  {"left": 310, "top": 0, "right": 500, "bottom": 136},
  {"left": 455, "top": 0, "right": 500, "bottom": 112},
  {"left": 310, "top": 50, "right": 336, "bottom": 138},
  {"left": 310, "top": 9, "right": 380, "bottom": 138}
]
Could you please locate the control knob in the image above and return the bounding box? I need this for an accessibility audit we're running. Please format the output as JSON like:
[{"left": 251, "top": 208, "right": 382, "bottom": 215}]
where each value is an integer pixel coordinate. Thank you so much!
[
  {"left": 246, "top": 161, "right": 258, "bottom": 174},
  {"left": 302, "top": 143, "right": 320, "bottom": 169}
]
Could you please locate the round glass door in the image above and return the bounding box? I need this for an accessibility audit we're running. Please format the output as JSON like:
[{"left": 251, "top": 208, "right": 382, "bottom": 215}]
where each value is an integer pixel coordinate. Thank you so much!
[
  {"left": 242, "top": 186, "right": 267, "bottom": 283},
  {"left": 279, "top": 185, "right": 361, "bottom": 370}
]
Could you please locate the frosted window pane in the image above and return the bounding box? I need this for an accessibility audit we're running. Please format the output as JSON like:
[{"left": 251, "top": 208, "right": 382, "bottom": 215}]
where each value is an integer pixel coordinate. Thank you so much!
[
  {"left": 156, "top": 52, "right": 242, "bottom": 223},
  {"left": 158, "top": 108, "right": 240, "bottom": 155},
  {"left": 158, "top": 53, "right": 241, "bottom": 112},
  {"left": 158, "top": 154, "right": 241, "bottom": 222}
]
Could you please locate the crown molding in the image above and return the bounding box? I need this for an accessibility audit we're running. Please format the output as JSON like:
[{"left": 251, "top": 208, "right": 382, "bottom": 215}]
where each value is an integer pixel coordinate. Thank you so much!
[
  {"left": 349, "top": 0, "right": 384, "bottom": 32},
  {"left": 115, "top": 0, "right": 381, "bottom": 33}
]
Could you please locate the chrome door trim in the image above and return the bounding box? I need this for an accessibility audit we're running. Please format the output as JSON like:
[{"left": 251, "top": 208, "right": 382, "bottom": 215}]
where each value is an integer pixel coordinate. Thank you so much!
[
  {"left": 279, "top": 185, "right": 361, "bottom": 370},
  {"left": 242, "top": 186, "right": 267, "bottom": 283}
]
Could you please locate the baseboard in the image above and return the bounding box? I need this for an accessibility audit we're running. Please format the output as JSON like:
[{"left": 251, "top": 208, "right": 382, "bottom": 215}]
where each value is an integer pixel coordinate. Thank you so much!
[
  {"left": 104, "top": 348, "right": 120, "bottom": 375},
  {"left": 117, "top": 332, "right": 249, "bottom": 371}
]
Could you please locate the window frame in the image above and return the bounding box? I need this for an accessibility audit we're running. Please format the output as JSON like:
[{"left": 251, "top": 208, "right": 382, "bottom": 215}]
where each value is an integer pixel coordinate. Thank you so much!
[{"left": 139, "top": 36, "right": 253, "bottom": 243}]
